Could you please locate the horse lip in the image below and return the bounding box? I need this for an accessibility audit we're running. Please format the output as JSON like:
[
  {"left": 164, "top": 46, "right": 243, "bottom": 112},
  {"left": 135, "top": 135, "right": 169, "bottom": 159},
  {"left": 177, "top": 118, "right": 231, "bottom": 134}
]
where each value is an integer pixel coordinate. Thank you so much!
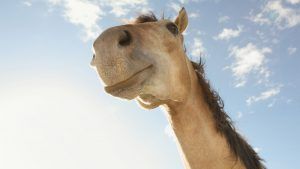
[{"left": 104, "top": 64, "right": 153, "bottom": 93}]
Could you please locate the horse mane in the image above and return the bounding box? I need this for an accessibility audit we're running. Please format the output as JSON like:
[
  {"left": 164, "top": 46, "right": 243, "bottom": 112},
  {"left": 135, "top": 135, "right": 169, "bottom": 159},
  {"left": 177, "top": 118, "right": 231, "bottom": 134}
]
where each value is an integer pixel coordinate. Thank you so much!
[
  {"left": 192, "top": 60, "right": 266, "bottom": 169},
  {"left": 134, "top": 13, "right": 267, "bottom": 169},
  {"left": 134, "top": 12, "right": 158, "bottom": 23}
]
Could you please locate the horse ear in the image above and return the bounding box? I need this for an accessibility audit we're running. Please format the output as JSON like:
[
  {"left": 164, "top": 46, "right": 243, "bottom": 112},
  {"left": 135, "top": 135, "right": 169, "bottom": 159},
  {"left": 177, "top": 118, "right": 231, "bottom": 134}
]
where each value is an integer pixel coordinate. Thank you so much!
[{"left": 174, "top": 7, "right": 188, "bottom": 33}]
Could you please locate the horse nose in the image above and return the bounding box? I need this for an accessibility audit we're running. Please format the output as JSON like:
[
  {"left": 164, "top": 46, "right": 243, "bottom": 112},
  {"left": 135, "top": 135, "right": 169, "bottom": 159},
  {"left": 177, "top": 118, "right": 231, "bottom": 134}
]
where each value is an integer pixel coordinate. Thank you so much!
[
  {"left": 118, "top": 30, "right": 132, "bottom": 47},
  {"left": 92, "top": 28, "right": 133, "bottom": 66}
]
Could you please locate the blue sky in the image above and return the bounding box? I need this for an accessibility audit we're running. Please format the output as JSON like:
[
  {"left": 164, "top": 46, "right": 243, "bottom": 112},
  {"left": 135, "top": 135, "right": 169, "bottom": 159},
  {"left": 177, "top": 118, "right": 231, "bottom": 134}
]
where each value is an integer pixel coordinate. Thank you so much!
[{"left": 0, "top": 0, "right": 299, "bottom": 169}]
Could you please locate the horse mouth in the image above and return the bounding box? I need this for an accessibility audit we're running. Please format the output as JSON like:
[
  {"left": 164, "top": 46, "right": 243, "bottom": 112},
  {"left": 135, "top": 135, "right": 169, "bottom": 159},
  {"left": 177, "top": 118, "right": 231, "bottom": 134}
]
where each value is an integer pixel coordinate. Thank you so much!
[{"left": 104, "top": 65, "right": 153, "bottom": 99}]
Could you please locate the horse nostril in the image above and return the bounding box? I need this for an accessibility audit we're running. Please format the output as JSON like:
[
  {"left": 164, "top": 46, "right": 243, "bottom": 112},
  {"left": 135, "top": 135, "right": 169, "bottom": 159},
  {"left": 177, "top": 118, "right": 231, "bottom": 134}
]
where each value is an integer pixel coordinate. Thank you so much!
[{"left": 118, "top": 30, "right": 132, "bottom": 47}]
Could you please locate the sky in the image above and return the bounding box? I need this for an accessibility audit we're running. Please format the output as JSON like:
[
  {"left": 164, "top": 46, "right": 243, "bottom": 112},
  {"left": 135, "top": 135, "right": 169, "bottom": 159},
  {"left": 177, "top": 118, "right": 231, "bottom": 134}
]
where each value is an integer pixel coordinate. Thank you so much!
[{"left": 0, "top": 0, "right": 299, "bottom": 169}]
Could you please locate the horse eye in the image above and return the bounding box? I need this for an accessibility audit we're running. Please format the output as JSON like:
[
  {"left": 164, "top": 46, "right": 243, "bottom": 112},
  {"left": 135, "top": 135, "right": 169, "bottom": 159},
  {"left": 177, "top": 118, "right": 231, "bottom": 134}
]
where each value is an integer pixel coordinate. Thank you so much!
[{"left": 166, "top": 23, "right": 179, "bottom": 35}]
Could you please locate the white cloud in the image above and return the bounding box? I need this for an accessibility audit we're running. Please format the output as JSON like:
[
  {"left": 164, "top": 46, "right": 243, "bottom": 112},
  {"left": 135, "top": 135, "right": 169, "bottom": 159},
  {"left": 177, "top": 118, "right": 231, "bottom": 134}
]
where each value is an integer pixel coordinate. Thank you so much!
[
  {"left": 235, "top": 81, "right": 246, "bottom": 88},
  {"left": 169, "top": 2, "right": 181, "bottom": 12},
  {"left": 254, "top": 147, "right": 261, "bottom": 153},
  {"left": 286, "top": 0, "right": 300, "bottom": 4},
  {"left": 176, "top": 0, "right": 200, "bottom": 4},
  {"left": 109, "top": 5, "right": 129, "bottom": 17},
  {"left": 179, "top": 0, "right": 188, "bottom": 4},
  {"left": 214, "top": 26, "right": 243, "bottom": 40},
  {"left": 288, "top": 47, "right": 297, "bottom": 55},
  {"left": 286, "top": 99, "right": 293, "bottom": 104},
  {"left": 48, "top": 0, "right": 64, "bottom": 5},
  {"left": 196, "top": 30, "right": 205, "bottom": 35},
  {"left": 191, "top": 37, "right": 205, "bottom": 58},
  {"left": 48, "top": 0, "right": 103, "bottom": 41},
  {"left": 189, "top": 12, "right": 200, "bottom": 18},
  {"left": 246, "top": 86, "right": 281, "bottom": 105},
  {"left": 237, "top": 111, "right": 243, "bottom": 119},
  {"left": 267, "top": 99, "right": 276, "bottom": 108},
  {"left": 23, "top": 1, "right": 32, "bottom": 7},
  {"left": 256, "top": 30, "right": 268, "bottom": 43},
  {"left": 229, "top": 43, "right": 272, "bottom": 87},
  {"left": 249, "top": 11, "right": 271, "bottom": 25},
  {"left": 218, "top": 15, "right": 230, "bottom": 23},
  {"left": 104, "top": 0, "right": 148, "bottom": 17},
  {"left": 47, "top": 0, "right": 148, "bottom": 41},
  {"left": 65, "top": 0, "right": 104, "bottom": 41},
  {"left": 249, "top": 0, "right": 300, "bottom": 29}
]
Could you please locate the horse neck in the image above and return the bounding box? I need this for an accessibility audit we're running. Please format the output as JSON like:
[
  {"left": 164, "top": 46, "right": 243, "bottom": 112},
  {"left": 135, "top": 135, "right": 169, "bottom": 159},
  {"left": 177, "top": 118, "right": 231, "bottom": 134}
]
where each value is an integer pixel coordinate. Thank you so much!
[{"left": 163, "top": 61, "right": 245, "bottom": 169}]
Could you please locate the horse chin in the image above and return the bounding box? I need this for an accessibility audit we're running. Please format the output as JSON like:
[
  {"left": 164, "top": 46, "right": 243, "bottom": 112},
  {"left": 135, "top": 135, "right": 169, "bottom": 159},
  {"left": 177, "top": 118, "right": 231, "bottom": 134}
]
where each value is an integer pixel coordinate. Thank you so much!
[
  {"left": 105, "top": 86, "right": 142, "bottom": 100},
  {"left": 136, "top": 94, "right": 164, "bottom": 109},
  {"left": 104, "top": 65, "right": 153, "bottom": 100}
]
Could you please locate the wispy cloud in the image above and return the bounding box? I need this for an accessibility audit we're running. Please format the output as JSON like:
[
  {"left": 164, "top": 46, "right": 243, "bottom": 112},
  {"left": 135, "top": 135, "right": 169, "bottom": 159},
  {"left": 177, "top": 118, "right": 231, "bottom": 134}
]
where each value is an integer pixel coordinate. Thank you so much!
[
  {"left": 189, "top": 12, "right": 200, "bottom": 18},
  {"left": 288, "top": 47, "right": 297, "bottom": 55},
  {"left": 190, "top": 37, "right": 205, "bottom": 59},
  {"left": 106, "top": 0, "right": 148, "bottom": 17},
  {"left": 48, "top": 0, "right": 103, "bottom": 41},
  {"left": 228, "top": 43, "right": 272, "bottom": 87},
  {"left": 237, "top": 111, "right": 243, "bottom": 119},
  {"left": 218, "top": 15, "right": 230, "bottom": 23},
  {"left": 169, "top": 2, "right": 181, "bottom": 12},
  {"left": 246, "top": 86, "right": 281, "bottom": 105},
  {"left": 214, "top": 26, "right": 243, "bottom": 41},
  {"left": 22, "top": 1, "right": 32, "bottom": 7},
  {"left": 286, "top": 99, "right": 293, "bottom": 104},
  {"left": 177, "top": 0, "right": 201, "bottom": 4},
  {"left": 179, "top": 0, "right": 188, "bottom": 4},
  {"left": 46, "top": 0, "right": 148, "bottom": 41},
  {"left": 286, "top": 0, "right": 300, "bottom": 4},
  {"left": 249, "top": 0, "right": 300, "bottom": 29},
  {"left": 254, "top": 147, "right": 261, "bottom": 153},
  {"left": 267, "top": 99, "right": 276, "bottom": 108}
]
